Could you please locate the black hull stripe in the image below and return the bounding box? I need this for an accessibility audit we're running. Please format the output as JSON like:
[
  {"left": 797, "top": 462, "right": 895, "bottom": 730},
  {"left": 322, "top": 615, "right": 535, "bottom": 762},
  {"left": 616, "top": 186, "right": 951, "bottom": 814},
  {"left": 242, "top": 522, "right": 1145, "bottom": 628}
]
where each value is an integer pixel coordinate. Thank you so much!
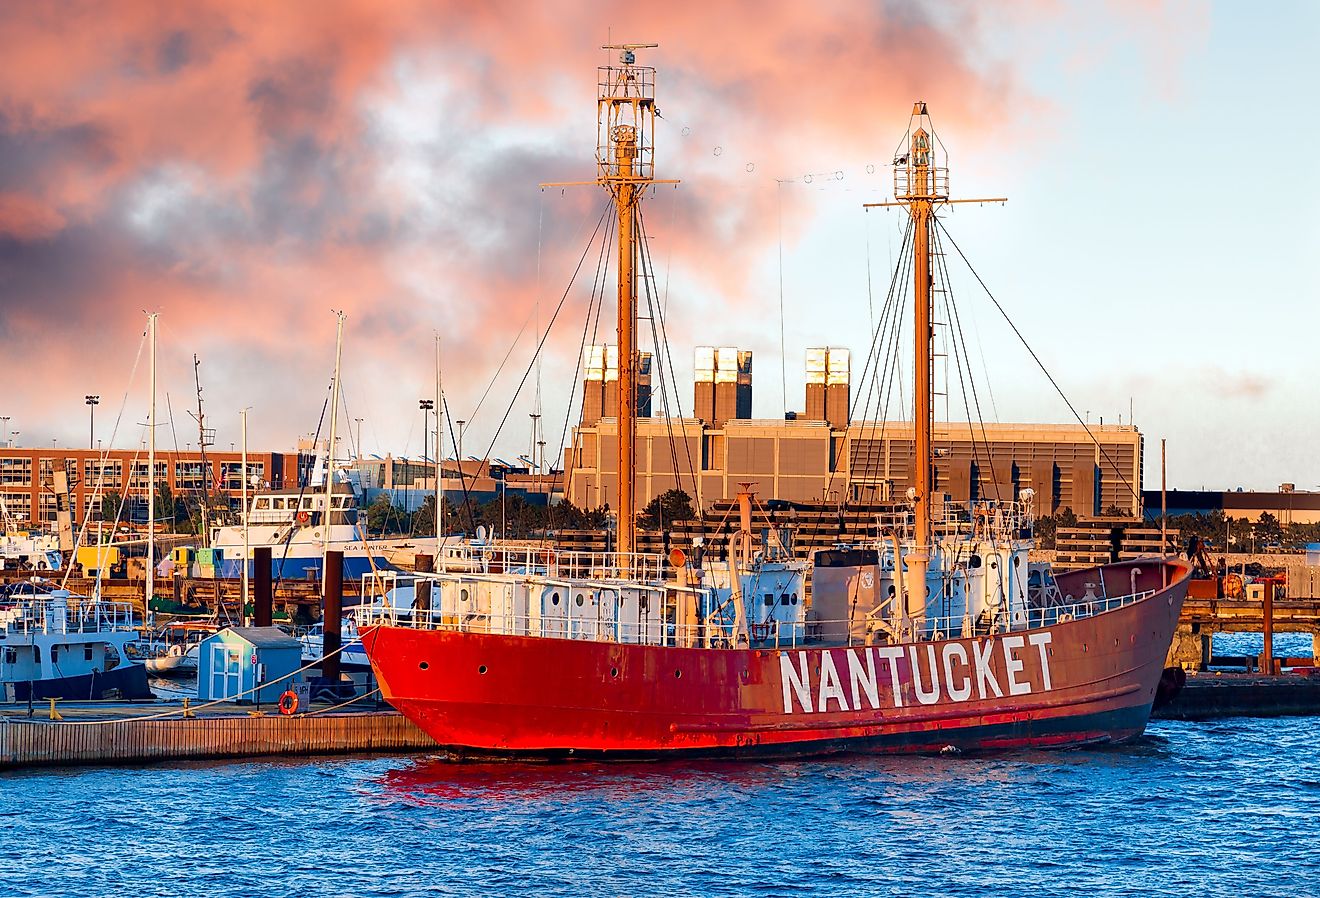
[{"left": 427, "top": 703, "right": 1155, "bottom": 763}]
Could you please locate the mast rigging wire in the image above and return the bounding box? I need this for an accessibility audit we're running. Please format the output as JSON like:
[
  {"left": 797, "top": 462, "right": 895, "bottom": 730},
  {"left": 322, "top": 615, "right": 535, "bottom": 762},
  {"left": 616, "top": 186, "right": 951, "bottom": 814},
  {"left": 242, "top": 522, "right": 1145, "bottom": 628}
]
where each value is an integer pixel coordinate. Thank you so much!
[
  {"left": 935, "top": 218, "right": 1140, "bottom": 507},
  {"left": 474, "top": 205, "right": 612, "bottom": 521}
]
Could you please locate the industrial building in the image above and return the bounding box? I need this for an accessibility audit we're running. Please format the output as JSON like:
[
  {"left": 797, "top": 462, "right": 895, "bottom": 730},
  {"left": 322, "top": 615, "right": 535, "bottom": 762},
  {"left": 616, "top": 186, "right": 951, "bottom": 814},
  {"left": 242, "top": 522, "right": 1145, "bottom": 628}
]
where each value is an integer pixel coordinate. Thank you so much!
[
  {"left": 566, "top": 346, "right": 1144, "bottom": 517},
  {"left": 1142, "top": 486, "right": 1320, "bottom": 525}
]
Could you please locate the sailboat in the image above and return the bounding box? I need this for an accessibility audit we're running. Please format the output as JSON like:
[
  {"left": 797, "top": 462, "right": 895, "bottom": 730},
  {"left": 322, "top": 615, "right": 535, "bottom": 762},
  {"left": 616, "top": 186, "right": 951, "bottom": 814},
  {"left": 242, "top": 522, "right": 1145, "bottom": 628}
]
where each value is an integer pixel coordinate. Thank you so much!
[
  {"left": 359, "top": 47, "right": 1191, "bottom": 759},
  {"left": 1, "top": 314, "right": 156, "bottom": 702}
]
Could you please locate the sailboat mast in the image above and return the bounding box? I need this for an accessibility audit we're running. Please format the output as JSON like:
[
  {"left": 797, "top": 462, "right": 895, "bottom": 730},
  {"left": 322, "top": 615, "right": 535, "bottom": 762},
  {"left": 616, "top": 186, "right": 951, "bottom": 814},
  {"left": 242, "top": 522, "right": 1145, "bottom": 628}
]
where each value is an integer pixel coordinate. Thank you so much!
[
  {"left": 147, "top": 312, "right": 157, "bottom": 618},
  {"left": 435, "top": 334, "right": 443, "bottom": 546},
  {"left": 323, "top": 311, "right": 345, "bottom": 579},
  {"left": 240, "top": 407, "right": 249, "bottom": 620}
]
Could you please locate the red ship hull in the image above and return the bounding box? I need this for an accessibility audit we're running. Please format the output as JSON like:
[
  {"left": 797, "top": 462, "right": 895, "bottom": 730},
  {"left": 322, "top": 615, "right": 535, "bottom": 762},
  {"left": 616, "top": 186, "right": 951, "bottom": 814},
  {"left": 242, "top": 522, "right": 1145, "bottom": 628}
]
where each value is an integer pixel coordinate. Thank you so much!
[{"left": 361, "top": 559, "right": 1191, "bottom": 760}]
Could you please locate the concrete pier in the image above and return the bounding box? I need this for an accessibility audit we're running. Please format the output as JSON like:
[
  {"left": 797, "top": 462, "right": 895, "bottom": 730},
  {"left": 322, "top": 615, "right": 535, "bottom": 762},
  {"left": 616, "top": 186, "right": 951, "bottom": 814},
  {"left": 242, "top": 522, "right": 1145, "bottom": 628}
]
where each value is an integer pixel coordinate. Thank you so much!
[{"left": 1153, "top": 673, "right": 1320, "bottom": 721}]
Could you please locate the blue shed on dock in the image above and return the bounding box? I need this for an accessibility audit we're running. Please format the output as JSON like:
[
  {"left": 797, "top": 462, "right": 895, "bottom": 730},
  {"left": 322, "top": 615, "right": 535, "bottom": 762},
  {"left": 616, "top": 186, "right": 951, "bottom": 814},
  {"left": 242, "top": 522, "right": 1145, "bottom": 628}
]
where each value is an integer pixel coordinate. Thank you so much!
[{"left": 197, "top": 627, "right": 303, "bottom": 704}]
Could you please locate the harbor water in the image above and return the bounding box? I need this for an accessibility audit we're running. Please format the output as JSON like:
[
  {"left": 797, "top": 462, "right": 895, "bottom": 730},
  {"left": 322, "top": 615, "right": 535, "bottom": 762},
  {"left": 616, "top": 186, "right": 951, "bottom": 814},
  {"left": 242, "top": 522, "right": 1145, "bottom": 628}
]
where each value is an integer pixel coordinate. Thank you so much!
[{"left": 3, "top": 716, "right": 1319, "bottom": 897}]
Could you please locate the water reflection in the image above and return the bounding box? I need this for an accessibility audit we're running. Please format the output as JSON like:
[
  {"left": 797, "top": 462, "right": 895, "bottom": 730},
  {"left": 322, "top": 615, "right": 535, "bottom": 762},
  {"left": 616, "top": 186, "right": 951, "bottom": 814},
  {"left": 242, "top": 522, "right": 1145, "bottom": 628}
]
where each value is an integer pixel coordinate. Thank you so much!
[{"left": 374, "top": 756, "right": 795, "bottom": 806}]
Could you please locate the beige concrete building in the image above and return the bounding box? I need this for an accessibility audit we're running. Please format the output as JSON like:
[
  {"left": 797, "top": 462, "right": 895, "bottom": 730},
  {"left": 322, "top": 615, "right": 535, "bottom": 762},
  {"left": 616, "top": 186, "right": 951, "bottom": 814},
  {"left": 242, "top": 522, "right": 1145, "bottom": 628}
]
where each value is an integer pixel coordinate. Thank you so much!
[{"left": 566, "top": 419, "right": 1144, "bottom": 518}]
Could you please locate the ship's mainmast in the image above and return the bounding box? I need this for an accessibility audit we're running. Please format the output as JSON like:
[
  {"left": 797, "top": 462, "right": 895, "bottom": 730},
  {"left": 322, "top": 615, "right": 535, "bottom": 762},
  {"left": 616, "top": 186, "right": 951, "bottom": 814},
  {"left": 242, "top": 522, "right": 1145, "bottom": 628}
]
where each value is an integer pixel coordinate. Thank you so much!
[{"left": 865, "top": 103, "right": 1004, "bottom": 631}]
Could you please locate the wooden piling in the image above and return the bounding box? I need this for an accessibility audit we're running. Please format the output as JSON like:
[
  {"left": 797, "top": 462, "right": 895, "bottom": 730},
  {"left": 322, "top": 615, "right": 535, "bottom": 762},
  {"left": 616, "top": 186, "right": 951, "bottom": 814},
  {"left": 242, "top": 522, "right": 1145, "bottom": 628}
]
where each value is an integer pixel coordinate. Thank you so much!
[
  {"left": 415, "top": 553, "right": 434, "bottom": 613},
  {"left": 254, "top": 546, "right": 273, "bottom": 627},
  {"left": 323, "top": 550, "right": 343, "bottom": 684}
]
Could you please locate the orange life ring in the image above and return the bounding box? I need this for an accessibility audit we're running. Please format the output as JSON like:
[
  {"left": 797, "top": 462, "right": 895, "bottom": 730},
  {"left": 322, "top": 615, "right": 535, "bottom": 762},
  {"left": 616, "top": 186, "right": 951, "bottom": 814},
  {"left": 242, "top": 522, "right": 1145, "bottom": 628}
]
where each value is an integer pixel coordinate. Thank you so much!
[
  {"left": 296, "top": 511, "right": 311, "bottom": 526},
  {"left": 278, "top": 690, "right": 299, "bottom": 716}
]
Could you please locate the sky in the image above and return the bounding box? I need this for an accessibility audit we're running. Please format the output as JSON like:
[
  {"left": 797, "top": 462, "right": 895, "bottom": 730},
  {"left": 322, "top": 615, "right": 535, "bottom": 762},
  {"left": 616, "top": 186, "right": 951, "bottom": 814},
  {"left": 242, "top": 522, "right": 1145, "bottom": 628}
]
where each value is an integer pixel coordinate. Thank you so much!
[{"left": 0, "top": 0, "right": 1316, "bottom": 492}]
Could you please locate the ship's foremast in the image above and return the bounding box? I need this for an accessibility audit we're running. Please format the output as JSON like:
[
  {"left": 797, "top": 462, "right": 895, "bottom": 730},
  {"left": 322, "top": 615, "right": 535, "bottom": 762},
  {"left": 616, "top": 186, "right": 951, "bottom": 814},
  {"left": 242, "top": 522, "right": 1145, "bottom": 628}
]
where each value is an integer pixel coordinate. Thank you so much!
[{"left": 545, "top": 44, "right": 677, "bottom": 570}]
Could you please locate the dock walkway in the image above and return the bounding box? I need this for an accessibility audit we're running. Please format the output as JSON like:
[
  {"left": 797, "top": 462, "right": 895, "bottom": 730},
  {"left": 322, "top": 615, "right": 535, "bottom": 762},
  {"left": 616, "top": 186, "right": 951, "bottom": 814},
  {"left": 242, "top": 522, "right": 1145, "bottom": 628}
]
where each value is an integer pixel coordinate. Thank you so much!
[{"left": 0, "top": 703, "right": 438, "bottom": 770}]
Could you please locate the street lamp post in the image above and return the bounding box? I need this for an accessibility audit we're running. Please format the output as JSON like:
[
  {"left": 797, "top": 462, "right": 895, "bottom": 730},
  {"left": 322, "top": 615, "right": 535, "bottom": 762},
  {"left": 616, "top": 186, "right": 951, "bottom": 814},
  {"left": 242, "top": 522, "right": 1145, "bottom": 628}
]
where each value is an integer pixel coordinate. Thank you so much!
[
  {"left": 354, "top": 417, "right": 364, "bottom": 458},
  {"left": 456, "top": 419, "right": 467, "bottom": 492},
  {"left": 1, "top": 416, "right": 10, "bottom": 447},
  {"left": 85, "top": 395, "right": 100, "bottom": 449},
  {"left": 419, "top": 400, "right": 434, "bottom": 515}
]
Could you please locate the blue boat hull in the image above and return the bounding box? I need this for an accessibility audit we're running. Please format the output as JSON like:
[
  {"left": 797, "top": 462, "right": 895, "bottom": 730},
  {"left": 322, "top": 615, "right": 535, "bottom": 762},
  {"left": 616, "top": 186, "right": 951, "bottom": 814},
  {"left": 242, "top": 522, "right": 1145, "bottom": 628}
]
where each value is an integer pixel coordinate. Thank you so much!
[
  {"left": 10, "top": 663, "right": 153, "bottom": 703},
  {"left": 215, "top": 555, "right": 395, "bottom": 581}
]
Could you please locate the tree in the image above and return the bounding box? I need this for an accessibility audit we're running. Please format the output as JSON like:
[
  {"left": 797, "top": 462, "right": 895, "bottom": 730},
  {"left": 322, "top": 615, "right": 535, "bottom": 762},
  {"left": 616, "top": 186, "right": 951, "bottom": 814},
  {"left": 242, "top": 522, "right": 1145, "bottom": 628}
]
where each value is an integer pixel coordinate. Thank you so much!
[
  {"left": 638, "top": 489, "right": 695, "bottom": 531},
  {"left": 100, "top": 490, "right": 123, "bottom": 523},
  {"left": 366, "top": 495, "right": 409, "bottom": 534},
  {"left": 152, "top": 482, "right": 177, "bottom": 522},
  {"left": 413, "top": 494, "right": 436, "bottom": 537}
]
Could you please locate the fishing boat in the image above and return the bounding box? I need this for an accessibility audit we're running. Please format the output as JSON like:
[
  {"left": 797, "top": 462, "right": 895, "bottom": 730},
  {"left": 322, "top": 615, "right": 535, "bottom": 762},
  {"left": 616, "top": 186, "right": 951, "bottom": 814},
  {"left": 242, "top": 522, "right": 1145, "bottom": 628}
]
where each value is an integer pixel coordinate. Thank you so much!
[
  {"left": 360, "top": 46, "right": 1191, "bottom": 759},
  {"left": 0, "top": 580, "right": 152, "bottom": 702},
  {"left": 209, "top": 480, "right": 393, "bottom": 580},
  {"left": 0, "top": 498, "right": 62, "bottom": 572}
]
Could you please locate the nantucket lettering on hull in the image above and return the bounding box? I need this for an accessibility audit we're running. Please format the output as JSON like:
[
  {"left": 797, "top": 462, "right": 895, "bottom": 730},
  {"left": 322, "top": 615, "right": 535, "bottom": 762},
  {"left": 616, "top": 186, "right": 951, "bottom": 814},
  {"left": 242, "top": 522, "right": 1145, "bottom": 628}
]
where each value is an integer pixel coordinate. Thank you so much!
[{"left": 778, "top": 633, "right": 1054, "bottom": 714}]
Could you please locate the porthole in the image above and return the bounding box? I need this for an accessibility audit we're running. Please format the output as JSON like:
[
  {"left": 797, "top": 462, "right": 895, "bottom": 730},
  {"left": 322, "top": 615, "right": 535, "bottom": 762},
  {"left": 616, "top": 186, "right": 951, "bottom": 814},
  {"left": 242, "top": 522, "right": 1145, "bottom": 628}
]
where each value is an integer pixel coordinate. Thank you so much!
[
  {"left": 610, "top": 667, "right": 619, "bottom": 678},
  {"left": 478, "top": 665, "right": 488, "bottom": 675},
  {"left": 674, "top": 669, "right": 682, "bottom": 679},
  {"left": 419, "top": 661, "right": 429, "bottom": 670},
  {"left": 460, "top": 588, "right": 470, "bottom": 603},
  {"left": 1082, "top": 643, "right": 1088, "bottom": 653},
  {"left": 791, "top": 593, "right": 799, "bottom": 605},
  {"left": 551, "top": 592, "right": 560, "bottom": 606},
  {"left": 575, "top": 594, "right": 585, "bottom": 607}
]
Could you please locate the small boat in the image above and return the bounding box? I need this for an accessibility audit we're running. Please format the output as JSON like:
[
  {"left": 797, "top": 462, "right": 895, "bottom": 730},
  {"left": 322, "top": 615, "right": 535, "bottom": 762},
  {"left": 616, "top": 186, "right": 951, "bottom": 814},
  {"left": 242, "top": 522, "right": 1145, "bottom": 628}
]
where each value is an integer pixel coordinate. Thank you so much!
[
  {"left": 0, "top": 498, "right": 62, "bottom": 572},
  {"left": 298, "top": 618, "right": 371, "bottom": 673},
  {"left": 0, "top": 580, "right": 152, "bottom": 702},
  {"left": 136, "top": 620, "right": 221, "bottom": 677}
]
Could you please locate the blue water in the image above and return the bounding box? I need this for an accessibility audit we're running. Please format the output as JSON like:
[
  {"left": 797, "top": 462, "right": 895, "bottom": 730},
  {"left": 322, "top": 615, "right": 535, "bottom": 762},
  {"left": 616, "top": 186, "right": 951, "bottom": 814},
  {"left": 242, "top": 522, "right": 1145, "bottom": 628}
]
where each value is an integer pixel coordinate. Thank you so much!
[{"left": 4, "top": 717, "right": 1320, "bottom": 897}]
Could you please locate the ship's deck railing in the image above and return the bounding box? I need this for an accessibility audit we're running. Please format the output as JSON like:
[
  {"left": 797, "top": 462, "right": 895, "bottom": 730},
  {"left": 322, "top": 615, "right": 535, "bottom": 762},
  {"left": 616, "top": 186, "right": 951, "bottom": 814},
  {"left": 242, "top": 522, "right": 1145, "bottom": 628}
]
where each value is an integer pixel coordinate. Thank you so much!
[
  {"left": 0, "top": 597, "right": 137, "bottom": 636},
  {"left": 433, "top": 543, "right": 668, "bottom": 583},
  {"left": 360, "top": 569, "right": 813, "bottom": 650},
  {"left": 910, "top": 588, "right": 1156, "bottom": 642}
]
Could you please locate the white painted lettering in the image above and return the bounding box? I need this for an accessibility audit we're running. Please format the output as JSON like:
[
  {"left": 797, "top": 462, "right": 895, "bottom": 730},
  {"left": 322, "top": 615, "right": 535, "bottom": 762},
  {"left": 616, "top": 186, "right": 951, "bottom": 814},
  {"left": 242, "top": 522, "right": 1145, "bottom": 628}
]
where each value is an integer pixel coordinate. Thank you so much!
[
  {"left": 1028, "top": 632, "right": 1053, "bottom": 690},
  {"left": 875, "top": 646, "right": 905, "bottom": 708},
  {"left": 942, "top": 642, "right": 972, "bottom": 702},
  {"left": 1002, "top": 635, "right": 1031, "bottom": 696},
  {"left": 780, "top": 651, "right": 813, "bottom": 714},
  {"left": 909, "top": 644, "right": 941, "bottom": 705},
  {"left": 818, "top": 651, "right": 849, "bottom": 711},
  {"left": 973, "top": 639, "right": 1004, "bottom": 699},
  {"left": 847, "top": 648, "right": 880, "bottom": 711}
]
